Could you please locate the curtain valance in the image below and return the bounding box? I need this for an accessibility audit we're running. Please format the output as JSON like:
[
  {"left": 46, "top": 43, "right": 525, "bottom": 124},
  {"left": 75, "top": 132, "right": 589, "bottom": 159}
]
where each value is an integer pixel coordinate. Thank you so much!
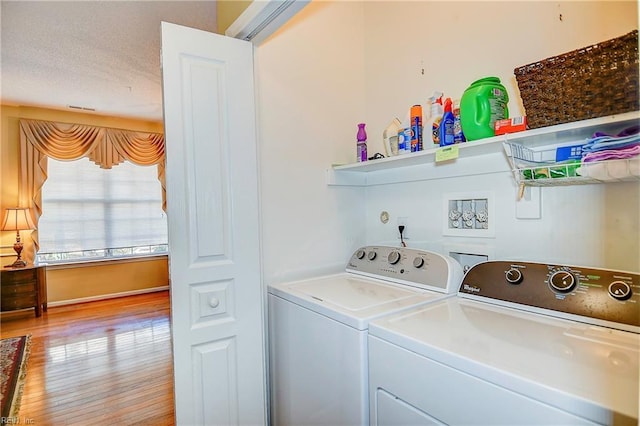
[
  {"left": 19, "top": 119, "right": 165, "bottom": 168},
  {"left": 18, "top": 119, "right": 166, "bottom": 263}
]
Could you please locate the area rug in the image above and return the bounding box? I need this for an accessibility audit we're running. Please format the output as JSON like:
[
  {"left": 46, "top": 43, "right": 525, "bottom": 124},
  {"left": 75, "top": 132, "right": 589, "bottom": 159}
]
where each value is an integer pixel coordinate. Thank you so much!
[{"left": 0, "top": 335, "right": 32, "bottom": 419}]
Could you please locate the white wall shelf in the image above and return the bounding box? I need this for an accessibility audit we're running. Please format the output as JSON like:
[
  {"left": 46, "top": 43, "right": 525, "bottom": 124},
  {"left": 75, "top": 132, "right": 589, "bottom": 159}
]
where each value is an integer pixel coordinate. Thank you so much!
[{"left": 327, "top": 111, "right": 639, "bottom": 187}]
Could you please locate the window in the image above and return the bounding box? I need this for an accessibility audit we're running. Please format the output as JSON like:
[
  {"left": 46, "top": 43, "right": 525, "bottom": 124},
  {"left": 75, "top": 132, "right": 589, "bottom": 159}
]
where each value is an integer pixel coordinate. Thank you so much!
[{"left": 37, "top": 157, "right": 168, "bottom": 263}]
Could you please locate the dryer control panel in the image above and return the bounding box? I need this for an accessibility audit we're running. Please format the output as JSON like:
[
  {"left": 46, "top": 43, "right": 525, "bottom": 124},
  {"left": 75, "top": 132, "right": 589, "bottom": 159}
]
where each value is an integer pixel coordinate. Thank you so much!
[
  {"left": 346, "top": 246, "right": 463, "bottom": 294},
  {"left": 460, "top": 261, "right": 639, "bottom": 333}
]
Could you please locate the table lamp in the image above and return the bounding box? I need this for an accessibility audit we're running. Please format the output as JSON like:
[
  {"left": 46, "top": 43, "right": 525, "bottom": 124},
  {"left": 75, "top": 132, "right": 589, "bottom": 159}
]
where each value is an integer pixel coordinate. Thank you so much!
[{"left": 2, "top": 207, "right": 36, "bottom": 268}]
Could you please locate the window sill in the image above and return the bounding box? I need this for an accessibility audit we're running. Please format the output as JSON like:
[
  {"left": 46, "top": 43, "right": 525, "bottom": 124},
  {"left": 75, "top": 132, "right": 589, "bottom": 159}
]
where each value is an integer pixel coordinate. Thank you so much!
[{"left": 39, "top": 254, "right": 168, "bottom": 270}]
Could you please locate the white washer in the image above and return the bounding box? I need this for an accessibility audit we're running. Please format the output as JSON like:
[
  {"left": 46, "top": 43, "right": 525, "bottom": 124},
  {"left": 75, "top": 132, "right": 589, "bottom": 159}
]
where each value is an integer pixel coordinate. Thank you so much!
[
  {"left": 369, "top": 260, "right": 639, "bottom": 425},
  {"left": 268, "top": 245, "right": 463, "bottom": 426}
]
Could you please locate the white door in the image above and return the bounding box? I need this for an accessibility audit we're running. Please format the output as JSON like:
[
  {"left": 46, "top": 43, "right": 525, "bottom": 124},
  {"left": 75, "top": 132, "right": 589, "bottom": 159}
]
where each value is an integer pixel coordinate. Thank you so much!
[{"left": 161, "top": 22, "right": 266, "bottom": 426}]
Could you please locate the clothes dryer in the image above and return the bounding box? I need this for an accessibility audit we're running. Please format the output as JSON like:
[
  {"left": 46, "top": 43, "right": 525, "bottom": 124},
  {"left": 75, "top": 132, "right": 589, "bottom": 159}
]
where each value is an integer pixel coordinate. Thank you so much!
[
  {"left": 268, "top": 245, "right": 463, "bottom": 426},
  {"left": 368, "top": 260, "right": 639, "bottom": 425}
]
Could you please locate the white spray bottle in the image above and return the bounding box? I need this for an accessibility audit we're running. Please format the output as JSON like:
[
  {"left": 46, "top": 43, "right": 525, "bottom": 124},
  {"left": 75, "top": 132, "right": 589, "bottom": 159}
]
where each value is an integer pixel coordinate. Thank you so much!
[{"left": 427, "top": 91, "right": 444, "bottom": 146}]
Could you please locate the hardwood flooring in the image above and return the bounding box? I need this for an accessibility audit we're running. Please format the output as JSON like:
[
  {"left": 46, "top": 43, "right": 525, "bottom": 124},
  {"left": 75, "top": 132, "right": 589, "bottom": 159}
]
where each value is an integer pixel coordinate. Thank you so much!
[{"left": 0, "top": 291, "right": 175, "bottom": 425}]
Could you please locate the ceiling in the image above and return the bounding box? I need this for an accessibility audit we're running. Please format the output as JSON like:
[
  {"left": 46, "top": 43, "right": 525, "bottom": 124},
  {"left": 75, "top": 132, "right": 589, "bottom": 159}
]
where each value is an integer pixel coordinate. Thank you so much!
[{"left": 1, "top": 0, "right": 218, "bottom": 122}]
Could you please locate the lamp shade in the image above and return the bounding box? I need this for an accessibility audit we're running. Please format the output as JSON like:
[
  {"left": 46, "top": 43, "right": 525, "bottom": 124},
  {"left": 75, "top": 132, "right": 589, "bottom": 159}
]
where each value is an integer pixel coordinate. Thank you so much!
[{"left": 1, "top": 208, "right": 36, "bottom": 232}]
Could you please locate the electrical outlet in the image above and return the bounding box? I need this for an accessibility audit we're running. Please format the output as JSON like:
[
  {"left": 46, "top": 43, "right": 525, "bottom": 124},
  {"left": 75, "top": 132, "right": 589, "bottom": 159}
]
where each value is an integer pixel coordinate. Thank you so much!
[{"left": 397, "top": 216, "right": 409, "bottom": 240}]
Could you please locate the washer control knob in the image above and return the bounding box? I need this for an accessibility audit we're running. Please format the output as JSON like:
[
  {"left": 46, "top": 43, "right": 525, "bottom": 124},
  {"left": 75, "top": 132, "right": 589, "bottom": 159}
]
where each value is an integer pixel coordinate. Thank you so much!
[
  {"left": 608, "top": 281, "right": 632, "bottom": 301},
  {"left": 355, "top": 249, "right": 366, "bottom": 260},
  {"left": 413, "top": 257, "right": 425, "bottom": 268},
  {"left": 549, "top": 270, "right": 576, "bottom": 293},
  {"left": 388, "top": 251, "right": 401, "bottom": 265},
  {"left": 367, "top": 251, "right": 377, "bottom": 261},
  {"left": 505, "top": 268, "right": 523, "bottom": 284}
]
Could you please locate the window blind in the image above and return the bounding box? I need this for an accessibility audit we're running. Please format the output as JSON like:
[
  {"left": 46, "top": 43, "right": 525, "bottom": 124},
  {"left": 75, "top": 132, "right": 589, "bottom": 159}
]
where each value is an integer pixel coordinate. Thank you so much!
[{"left": 38, "top": 157, "right": 168, "bottom": 262}]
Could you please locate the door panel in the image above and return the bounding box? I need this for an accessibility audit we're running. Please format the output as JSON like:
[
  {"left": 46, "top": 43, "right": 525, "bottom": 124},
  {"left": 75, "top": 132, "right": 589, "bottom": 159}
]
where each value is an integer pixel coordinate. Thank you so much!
[
  {"left": 185, "top": 58, "right": 229, "bottom": 259},
  {"left": 161, "top": 21, "right": 266, "bottom": 426},
  {"left": 195, "top": 338, "right": 238, "bottom": 426}
]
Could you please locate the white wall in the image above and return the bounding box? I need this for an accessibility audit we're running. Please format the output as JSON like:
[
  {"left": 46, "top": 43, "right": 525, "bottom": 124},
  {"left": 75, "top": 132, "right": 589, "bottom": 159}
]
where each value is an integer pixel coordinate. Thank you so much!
[
  {"left": 365, "top": 165, "right": 640, "bottom": 271},
  {"left": 255, "top": 0, "right": 639, "bottom": 278},
  {"left": 256, "top": 1, "right": 367, "bottom": 284},
  {"left": 363, "top": 1, "right": 639, "bottom": 154},
  {"left": 362, "top": 1, "right": 639, "bottom": 271}
]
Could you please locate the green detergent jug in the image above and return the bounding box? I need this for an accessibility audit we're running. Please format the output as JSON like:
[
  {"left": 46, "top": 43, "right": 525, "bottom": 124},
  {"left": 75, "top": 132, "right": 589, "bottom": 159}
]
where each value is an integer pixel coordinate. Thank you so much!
[{"left": 460, "top": 77, "right": 509, "bottom": 141}]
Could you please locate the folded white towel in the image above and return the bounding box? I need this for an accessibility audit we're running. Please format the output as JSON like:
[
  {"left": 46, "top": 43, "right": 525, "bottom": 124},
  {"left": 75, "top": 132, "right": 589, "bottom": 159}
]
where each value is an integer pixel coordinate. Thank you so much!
[{"left": 577, "top": 157, "right": 640, "bottom": 181}]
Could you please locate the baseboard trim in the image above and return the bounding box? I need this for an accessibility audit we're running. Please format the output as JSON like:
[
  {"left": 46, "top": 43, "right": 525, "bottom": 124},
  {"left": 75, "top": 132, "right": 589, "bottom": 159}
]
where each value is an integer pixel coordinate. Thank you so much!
[{"left": 47, "top": 286, "right": 170, "bottom": 307}]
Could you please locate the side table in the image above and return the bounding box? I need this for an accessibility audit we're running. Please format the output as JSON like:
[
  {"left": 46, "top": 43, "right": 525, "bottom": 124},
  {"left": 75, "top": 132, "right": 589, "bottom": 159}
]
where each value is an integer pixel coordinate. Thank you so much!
[{"left": 1, "top": 264, "right": 47, "bottom": 317}]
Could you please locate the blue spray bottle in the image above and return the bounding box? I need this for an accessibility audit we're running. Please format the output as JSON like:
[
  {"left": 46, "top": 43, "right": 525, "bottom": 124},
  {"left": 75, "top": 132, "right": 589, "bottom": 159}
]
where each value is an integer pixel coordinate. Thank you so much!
[{"left": 439, "top": 98, "right": 455, "bottom": 146}]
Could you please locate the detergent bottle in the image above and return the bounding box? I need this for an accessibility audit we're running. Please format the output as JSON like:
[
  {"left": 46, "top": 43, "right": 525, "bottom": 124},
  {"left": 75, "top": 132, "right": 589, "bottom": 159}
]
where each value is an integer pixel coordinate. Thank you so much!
[
  {"left": 460, "top": 77, "right": 509, "bottom": 141},
  {"left": 453, "top": 99, "right": 466, "bottom": 143},
  {"left": 383, "top": 118, "right": 402, "bottom": 156}
]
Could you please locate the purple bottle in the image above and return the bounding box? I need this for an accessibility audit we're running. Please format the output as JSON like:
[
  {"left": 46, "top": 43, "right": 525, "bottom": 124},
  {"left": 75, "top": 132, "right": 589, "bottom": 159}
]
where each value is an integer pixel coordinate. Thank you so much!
[{"left": 357, "top": 123, "right": 367, "bottom": 162}]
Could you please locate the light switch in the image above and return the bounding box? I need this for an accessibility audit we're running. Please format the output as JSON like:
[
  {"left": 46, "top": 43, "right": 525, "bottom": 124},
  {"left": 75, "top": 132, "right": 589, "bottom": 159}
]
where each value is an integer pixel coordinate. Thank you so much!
[{"left": 516, "top": 186, "right": 542, "bottom": 219}]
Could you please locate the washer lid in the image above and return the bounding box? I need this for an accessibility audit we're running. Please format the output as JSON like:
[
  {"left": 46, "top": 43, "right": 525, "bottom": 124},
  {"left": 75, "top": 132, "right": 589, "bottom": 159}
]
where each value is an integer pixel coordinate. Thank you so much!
[
  {"left": 268, "top": 273, "right": 449, "bottom": 330},
  {"left": 369, "top": 298, "right": 640, "bottom": 423}
]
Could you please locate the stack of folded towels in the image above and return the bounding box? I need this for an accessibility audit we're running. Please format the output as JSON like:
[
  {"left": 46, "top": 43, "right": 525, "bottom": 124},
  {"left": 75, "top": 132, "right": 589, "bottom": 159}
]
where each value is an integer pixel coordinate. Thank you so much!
[{"left": 578, "top": 125, "right": 640, "bottom": 180}]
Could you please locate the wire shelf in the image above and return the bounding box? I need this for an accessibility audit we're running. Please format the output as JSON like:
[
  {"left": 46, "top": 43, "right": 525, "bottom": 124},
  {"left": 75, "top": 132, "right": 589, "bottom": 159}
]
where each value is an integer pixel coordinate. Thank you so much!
[{"left": 503, "top": 142, "right": 640, "bottom": 192}]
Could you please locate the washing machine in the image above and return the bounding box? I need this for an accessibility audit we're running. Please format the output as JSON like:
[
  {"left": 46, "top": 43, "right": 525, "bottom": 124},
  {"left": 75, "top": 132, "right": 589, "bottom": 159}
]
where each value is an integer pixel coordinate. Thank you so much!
[
  {"left": 368, "top": 260, "right": 639, "bottom": 425},
  {"left": 267, "top": 245, "right": 463, "bottom": 426}
]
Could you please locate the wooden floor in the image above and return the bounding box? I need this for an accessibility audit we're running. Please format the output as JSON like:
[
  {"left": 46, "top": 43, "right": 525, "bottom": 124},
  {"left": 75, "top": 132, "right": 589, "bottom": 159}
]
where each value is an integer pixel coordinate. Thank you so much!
[{"left": 0, "top": 291, "right": 175, "bottom": 425}]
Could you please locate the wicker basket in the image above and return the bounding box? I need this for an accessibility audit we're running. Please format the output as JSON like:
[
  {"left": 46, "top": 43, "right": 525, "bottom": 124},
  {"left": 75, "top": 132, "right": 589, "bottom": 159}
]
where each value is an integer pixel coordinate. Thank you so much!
[{"left": 514, "top": 30, "right": 639, "bottom": 129}]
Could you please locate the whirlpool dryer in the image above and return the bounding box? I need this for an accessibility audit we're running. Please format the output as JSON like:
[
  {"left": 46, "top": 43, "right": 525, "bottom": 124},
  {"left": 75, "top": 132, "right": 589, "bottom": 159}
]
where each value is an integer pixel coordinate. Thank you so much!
[
  {"left": 267, "top": 245, "right": 463, "bottom": 426},
  {"left": 368, "top": 260, "right": 639, "bottom": 425}
]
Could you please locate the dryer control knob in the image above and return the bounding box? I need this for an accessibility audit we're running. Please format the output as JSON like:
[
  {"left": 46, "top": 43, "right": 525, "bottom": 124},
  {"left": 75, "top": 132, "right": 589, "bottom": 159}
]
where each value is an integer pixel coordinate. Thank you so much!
[
  {"left": 356, "top": 249, "right": 366, "bottom": 260},
  {"left": 608, "top": 281, "right": 632, "bottom": 301},
  {"left": 367, "top": 251, "right": 377, "bottom": 261},
  {"left": 549, "top": 270, "right": 576, "bottom": 293},
  {"left": 505, "top": 268, "right": 523, "bottom": 284},
  {"left": 413, "top": 257, "right": 425, "bottom": 268},
  {"left": 388, "top": 251, "right": 401, "bottom": 265}
]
